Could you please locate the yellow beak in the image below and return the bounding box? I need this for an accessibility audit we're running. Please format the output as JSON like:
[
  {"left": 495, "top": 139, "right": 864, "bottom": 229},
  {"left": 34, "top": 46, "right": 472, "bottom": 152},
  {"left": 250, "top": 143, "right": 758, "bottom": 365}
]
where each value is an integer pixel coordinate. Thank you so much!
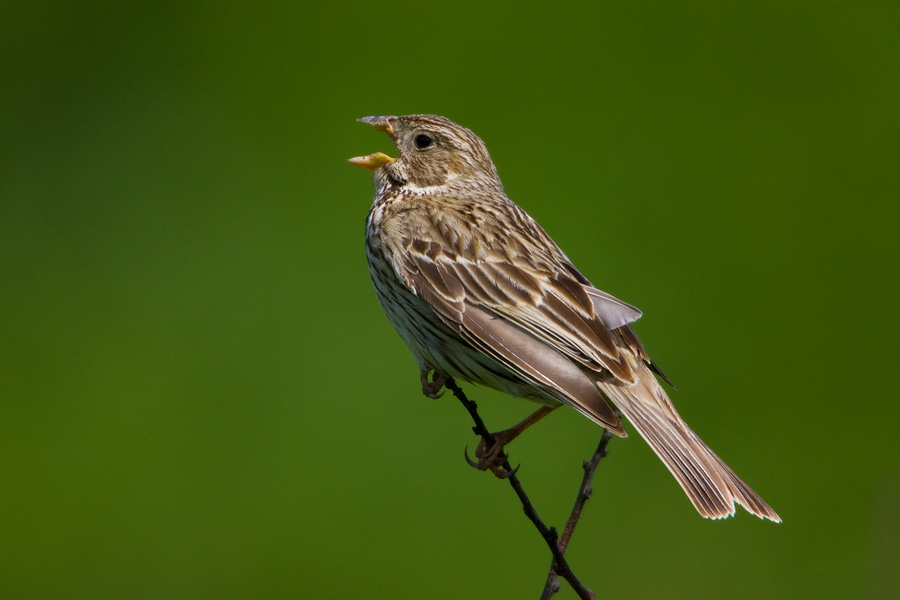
[{"left": 347, "top": 151, "right": 395, "bottom": 171}]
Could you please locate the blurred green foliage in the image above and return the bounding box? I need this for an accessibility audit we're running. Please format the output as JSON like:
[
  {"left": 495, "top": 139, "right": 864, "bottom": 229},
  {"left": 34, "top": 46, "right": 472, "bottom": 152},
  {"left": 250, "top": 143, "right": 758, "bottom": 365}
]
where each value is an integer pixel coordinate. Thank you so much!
[{"left": 2, "top": 1, "right": 898, "bottom": 598}]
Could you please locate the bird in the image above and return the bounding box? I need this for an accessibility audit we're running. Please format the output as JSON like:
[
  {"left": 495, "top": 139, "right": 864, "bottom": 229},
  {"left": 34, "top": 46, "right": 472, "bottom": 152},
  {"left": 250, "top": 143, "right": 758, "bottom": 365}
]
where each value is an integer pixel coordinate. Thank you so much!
[{"left": 350, "top": 114, "right": 779, "bottom": 522}]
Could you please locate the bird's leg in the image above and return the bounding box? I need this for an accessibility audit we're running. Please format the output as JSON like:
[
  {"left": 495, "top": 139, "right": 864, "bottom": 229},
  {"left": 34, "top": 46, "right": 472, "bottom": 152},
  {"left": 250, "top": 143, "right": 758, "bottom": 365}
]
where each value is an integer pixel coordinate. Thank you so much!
[
  {"left": 420, "top": 369, "right": 448, "bottom": 399},
  {"left": 466, "top": 405, "right": 558, "bottom": 477}
]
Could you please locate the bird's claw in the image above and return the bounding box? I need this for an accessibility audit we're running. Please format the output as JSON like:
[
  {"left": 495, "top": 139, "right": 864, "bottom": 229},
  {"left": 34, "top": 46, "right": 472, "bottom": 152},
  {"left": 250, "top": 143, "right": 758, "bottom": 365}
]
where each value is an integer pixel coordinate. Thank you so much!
[
  {"left": 464, "top": 445, "right": 479, "bottom": 468},
  {"left": 493, "top": 462, "right": 520, "bottom": 479},
  {"left": 420, "top": 370, "right": 447, "bottom": 399},
  {"left": 463, "top": 439, "right": 518, "bottom": 479}
]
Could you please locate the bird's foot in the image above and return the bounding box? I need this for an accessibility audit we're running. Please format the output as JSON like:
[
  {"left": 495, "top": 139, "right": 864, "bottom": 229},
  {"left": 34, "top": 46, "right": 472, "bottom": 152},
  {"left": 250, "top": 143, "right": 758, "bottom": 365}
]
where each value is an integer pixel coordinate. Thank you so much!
[
  {"left": 464, "top": 429, "right": 520, "bottom": 479},
  {"left": 420, "top": 370, "right": 447, "bottom": 399}
]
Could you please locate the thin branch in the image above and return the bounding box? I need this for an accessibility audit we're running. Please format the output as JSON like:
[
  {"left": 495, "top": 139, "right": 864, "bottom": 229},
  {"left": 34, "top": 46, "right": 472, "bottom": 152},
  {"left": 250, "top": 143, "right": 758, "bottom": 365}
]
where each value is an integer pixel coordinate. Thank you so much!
[
  {"left": 444, "top": 378, "right": 595, "bottom": 600},
  {"left": 541, "top": 431, "right": 613, "bottom": 598}
]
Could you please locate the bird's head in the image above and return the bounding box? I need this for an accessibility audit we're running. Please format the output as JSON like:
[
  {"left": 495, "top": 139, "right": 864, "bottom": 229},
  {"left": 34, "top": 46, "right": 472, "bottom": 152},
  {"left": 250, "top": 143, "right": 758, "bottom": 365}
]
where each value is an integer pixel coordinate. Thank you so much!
[{"left": 349, "top": 114, "right": 503, "bottom": 194}]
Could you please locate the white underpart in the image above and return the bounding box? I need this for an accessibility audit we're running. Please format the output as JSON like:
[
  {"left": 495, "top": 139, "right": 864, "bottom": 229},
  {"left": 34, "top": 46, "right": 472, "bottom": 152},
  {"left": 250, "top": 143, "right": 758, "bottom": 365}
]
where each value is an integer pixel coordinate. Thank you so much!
[{"left": 402, "top": 171, "right": 460, "bottom": 195}]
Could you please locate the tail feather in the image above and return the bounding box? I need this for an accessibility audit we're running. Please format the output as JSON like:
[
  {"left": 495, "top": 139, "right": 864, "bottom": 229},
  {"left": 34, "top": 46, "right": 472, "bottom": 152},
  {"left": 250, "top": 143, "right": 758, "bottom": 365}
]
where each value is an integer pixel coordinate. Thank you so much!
[{"left": 597, "top": 368, "right": 780, "bottom": 522}]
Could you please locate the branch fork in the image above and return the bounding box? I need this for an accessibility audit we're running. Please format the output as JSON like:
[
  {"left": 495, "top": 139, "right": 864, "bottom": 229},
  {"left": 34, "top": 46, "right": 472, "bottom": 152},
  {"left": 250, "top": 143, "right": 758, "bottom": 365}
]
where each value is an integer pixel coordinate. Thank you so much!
[{"left": 444, "top": 378, "right": 611, "bottom": 599}]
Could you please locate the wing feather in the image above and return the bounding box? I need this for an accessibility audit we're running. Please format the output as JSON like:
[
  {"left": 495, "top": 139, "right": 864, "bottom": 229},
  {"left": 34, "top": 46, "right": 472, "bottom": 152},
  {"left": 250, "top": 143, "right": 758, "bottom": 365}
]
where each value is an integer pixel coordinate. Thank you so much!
[
  {"left": 402, "top": 241, "right": 638, "bottom": 436},
  {"left": 585, "top": 287, "right": 643, "bottom": 329},
  {"left": 397, "top": 222, "right": 778, "bottom": 522}
]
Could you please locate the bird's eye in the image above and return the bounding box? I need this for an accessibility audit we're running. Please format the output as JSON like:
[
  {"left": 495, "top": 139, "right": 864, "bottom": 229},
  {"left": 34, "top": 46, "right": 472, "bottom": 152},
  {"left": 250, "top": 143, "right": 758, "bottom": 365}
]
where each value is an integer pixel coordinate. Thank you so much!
[{"left": 414, "top": 134, "right": 433, "bottom": 150}]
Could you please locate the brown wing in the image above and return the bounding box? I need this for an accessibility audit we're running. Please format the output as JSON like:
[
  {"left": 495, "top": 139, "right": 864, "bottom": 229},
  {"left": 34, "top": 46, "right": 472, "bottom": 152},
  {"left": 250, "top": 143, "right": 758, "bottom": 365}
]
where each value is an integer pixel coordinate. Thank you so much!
[
  {"left": 401, "top": 237, "right": 635, "bottom": 436},
  {"left": 400, "top": 236, "right": 780, "bottom": 521}
]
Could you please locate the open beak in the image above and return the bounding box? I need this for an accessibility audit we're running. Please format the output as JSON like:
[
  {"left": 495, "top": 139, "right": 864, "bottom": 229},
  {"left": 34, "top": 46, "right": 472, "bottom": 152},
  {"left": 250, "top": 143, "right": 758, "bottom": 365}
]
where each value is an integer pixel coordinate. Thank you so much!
[
  {"left": 348, "top": 151, "right": 394, "bottom": 171},
  {"left": 357, "top": 115, "right": 396, "bottom": 135},
  {"left": 348, "top": 115, "right": 399, "bottom": 171}
]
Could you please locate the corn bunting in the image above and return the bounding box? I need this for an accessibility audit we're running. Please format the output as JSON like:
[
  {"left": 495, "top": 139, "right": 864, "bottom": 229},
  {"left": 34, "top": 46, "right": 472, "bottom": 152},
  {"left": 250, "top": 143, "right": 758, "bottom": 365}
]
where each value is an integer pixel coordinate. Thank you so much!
[{"left": 351, "top": 114, "right": 779, "bottom": 522}]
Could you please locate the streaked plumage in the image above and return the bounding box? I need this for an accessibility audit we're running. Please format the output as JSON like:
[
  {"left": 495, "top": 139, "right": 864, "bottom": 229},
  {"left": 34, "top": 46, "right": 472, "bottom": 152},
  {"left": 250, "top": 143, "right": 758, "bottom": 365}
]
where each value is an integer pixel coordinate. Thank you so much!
[{"left": 352, "top": 114, "right": 779, "bottom": 522}]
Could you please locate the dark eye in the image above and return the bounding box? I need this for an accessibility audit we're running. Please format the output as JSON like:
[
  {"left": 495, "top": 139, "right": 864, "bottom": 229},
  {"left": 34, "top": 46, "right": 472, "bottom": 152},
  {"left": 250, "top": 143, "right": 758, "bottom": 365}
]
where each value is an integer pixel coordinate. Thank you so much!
[{"left": 414, "top": 134, "right": 433, "bottom": 149}]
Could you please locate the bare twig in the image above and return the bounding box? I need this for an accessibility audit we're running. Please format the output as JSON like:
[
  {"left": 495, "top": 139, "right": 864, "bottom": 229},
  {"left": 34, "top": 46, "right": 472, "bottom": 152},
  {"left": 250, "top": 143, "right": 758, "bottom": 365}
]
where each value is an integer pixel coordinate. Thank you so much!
[
  {"left": 444, "top": 378, "right": 596, "bottom": 600},
  {"left": 541, "top": 431, "right": 613, "bottom": 598}
]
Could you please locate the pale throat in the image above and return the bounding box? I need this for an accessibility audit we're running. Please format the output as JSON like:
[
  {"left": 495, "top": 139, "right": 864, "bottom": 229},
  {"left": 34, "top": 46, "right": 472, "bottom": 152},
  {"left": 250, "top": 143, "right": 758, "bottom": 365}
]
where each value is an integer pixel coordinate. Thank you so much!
[{"left": 402, "top": 170, "right": 461, "bottom": 195}]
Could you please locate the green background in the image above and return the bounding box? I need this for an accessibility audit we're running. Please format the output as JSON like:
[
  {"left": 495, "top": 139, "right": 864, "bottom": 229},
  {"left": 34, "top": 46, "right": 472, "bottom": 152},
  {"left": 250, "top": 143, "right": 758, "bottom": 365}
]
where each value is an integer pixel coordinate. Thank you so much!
[{"left": 3, "top": 1, "right": 898, "bottom": 598}]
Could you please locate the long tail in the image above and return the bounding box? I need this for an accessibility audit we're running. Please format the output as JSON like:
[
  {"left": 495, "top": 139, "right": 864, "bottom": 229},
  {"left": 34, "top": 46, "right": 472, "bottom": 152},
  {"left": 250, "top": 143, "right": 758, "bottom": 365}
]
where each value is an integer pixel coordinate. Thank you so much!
[{"left": 597, "top": 367, "right": 780, "bottom": 522}]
